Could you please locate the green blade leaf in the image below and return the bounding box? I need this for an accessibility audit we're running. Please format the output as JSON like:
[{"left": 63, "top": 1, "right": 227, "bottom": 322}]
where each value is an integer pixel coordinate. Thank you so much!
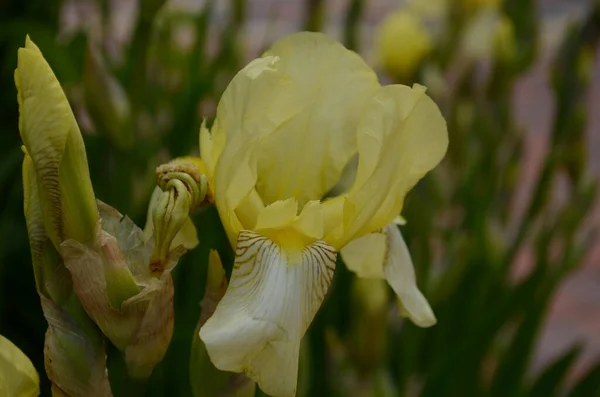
[{"left": 528, "top": 345, "right": 582, "bottom": 397}]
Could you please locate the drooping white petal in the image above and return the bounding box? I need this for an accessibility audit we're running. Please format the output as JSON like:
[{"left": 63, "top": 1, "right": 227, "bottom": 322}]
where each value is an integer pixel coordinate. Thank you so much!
[
  {"left": 383, "top": 224, "right": 436, "bottom": 327},
  {"left": 340, "top": 224, "right": 436, "bottom": 327},
  {"left": 200, "top": 230, "right": 336, "bottom": 397}
]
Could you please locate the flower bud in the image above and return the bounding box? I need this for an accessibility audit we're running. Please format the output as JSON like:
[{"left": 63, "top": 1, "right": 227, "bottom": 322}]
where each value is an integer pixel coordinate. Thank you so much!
[
  {"left": 62, "top": 201, "right": 183, "bottom": 379},
  {"left": 150, "top": 157, "right": 210, "bottom": 270},
  {"left": 24, "top": 149, "right": 111, "bottom": 397},
  {"left": 19, "top": 37, "right": 112, "bottom": 396},
  {"left": 16, "top": 36, "right": 97, "bottom": 248},
  {"left": 59, "top": 154, "right": 206, "bottom": 378}
]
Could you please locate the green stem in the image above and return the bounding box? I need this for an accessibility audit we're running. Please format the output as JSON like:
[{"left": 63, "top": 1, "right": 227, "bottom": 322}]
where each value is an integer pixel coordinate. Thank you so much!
[
  {"left": 125, "top": 376, "right": 149, "bottom": 397},
  {"left": 304, "top": 0, "right": 324, "bottom": 32},
  {"left": 344, "top": 0, "right": 364, "bottom": 51}
]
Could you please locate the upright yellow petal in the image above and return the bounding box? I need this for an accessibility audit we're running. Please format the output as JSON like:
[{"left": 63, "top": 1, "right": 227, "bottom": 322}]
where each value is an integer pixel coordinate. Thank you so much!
[
  {"left": 255, "top": 32, "right": 379, "bottom": 206},
  {"left": 200, "top": 230, "right": 336, "bottom": 397},
  {"left": 234, "top": 189, "right": 264, "bottom": 233},
  {"left": 339, "top": 84, "right": 448, "bottom": 245},
  {"left": 0, "top": 335, "right": 39, "bottom": 397},
  {"left": 16, "top": 36, "right": 97, "bottom": 246},
  {"left": 254, "top": 200, "right": 325, "bottom": 251},
  {"left": 254, "top": 198, "right": 298, "bottom": 231},
  {"left": 293, "top": 200, "right": 324, "bottom": 240},
  {"left": 210, "top": 55, "right": 292, "bottom": 245}
]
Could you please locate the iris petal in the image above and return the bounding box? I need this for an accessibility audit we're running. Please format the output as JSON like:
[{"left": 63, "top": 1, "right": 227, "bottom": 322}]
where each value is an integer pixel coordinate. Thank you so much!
[
  {"left": 338, "top": 84, "right": 448, "bottom": 246},
  {"left": 341, "top": 224, "right": 436, "bottom": 327},
  {"left": 200, "top": 230, "right": 336, "bottom": 397}
]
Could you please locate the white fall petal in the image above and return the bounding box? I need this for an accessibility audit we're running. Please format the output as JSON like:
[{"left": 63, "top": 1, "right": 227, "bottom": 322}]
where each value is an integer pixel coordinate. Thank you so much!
[
  {"left": 341, "top": 223, "right": 436, "bottom": 328},
  {"left": 200, "top": 230, "right": 336, "bottom": 397},
  {"left": 383, "top": 224, "right": 436, "bottom": 328}
]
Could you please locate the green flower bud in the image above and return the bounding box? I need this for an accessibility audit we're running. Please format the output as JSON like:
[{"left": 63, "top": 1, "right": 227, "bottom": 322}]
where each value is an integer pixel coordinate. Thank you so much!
[
  {"left": 150, "top": 157, "right": 208, "bottom": 272},
  {"left": 18, "top": 37, "right": 112, "bottom": 396},
  {"left": 16, "top": 36, "right": 97, "bottom": 248},
  {"left": 62, "top": 201, "right": 180, "bottom": 379},
  {"left": 61, "top": 156, "right": 206, "bottom": 379}
]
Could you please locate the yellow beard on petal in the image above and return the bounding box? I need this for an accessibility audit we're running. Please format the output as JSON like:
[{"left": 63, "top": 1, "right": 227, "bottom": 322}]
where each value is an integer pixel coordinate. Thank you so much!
[{"left": 261, "top": 228, "right": 315, "bottom": 265}]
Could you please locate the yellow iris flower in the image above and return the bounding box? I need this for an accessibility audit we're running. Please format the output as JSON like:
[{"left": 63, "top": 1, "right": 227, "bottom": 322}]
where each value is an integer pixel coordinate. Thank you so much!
[
  {"left": 0, "top": 335, "right": 39, "bottom": 397},
  {"left": 199, "top": 32, "right": 448, "bottom": 396}
]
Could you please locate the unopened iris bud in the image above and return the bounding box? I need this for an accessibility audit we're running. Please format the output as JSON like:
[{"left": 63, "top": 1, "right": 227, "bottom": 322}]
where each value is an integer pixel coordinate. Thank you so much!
[
  {"left": 16, "top": 36, "right": 97, "bottom": 248},
  {"left": 62, "top": 195, "right": 196, "bottom": 379},
  {"left": 62, "top": 156, "right": 207, "bottom": 378},
  {"left": 150, "top": 156, "right": 210, "bottom": 272},
  {"left": 18, "top": 36, "right": 112, "bottom": 396},
  {"left": 18, "top": 38, "right": 206, "bottom": 380}
]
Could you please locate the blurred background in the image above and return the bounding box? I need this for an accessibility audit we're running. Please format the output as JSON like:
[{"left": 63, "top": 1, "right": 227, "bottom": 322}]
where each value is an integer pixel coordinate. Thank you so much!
[{"left": 1, "top": 0, "right": 599, "bottom": 396}]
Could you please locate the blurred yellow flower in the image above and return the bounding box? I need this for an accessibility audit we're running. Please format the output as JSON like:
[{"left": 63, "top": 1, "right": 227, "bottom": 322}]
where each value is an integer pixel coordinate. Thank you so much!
[
  {"left": 375, "top": 10, "right": 432, "bottom": 80},
  {"left": 0, "top": 335, "right": 39, "bottom": 397},
  {"left": 461, "top": 8, "right": 516, "bottom": 62},
  {"left": 199, "top": 32, "right": 447, "bottom": 396}
]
